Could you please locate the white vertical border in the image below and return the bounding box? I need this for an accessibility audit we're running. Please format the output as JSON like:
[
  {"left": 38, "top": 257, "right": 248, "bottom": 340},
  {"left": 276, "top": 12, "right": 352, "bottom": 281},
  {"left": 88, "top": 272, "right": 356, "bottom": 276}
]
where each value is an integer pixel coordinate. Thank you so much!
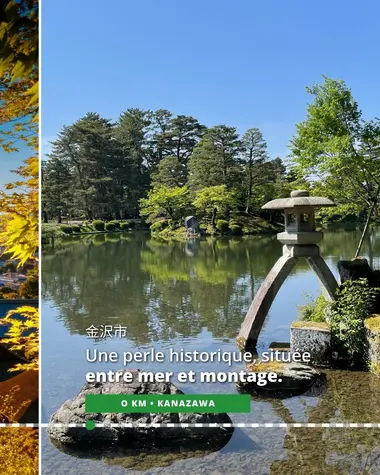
[{"left": 38, "top": 0, "right": 42, "bottom": 473}]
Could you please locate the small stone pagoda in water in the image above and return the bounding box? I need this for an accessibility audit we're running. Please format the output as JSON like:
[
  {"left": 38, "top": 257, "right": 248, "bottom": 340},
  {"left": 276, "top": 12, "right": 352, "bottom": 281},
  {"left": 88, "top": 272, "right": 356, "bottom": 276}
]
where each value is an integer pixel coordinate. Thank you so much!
[{"left": 237, "top": 190, "right": 339, "bottom": 351}]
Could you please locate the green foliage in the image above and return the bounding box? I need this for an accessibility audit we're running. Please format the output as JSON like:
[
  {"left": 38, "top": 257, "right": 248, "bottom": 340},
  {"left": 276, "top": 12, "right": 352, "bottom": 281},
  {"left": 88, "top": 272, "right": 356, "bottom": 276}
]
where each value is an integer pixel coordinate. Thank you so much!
[
  {"left": 71, "top": 225, "right": 81, "bottom": 233},
  {"left": 241, "top": 128, "right": 268, "bottom": 212},
  {"left": 105, "top": 222, "right": 116, "bottom": 232},
  {"left": 188, "top": 125, "right": 242, "bottom": 189},
  {"left": 301, "top": 280, "right": 379, "bottom": 364},
  {"left": 120, "top": 222, "right": 129, "bottom": 231},
  {"left": 329, "top": 279, "right": 379, "bottom": 363},
  {"left": 139, "top": 186, "right": 190, "bottom": 223},
  {"left": 230, "top": 224, "right": 243, "bottom": 235},
  {"left": 299, "top": 293, "right": 329, "bottom": 323},
  {"left": 109, "top": 220, "right": 121, "bottom": 230},
  {"left": 92, "top": 220, "right": 105, "bottom": 231},
  {"left": 216, "top": 220, "right": 229, "bottom": 233},
  {"left": 193, "top": 185, "right": 235, "bottom": 227},
  {"left": 151, "top": 156, "right": 186, "bottom": 188},
  {"left": 299, "top": 279, "right": 380, "bottom": 363},
  {"left": 42, "top": 104, "right": 295, "bottom": 232},
  {"left": 150, "top": 219, "right": 169, "bottom": 234},
  {"left": 290, "top": 76, "right": 380, "bottom": 215},
  {"left": 318, "top": 203, "right": 360, "bottom": 224},
  {"left": 127, "top": 219, "right": 136, "bottom": 229},
  {"left": 61, "top": 225, "right": 73, "bottom": 234},
  {"left": 41, "top": 223, "right": 65, "bottom": 241}
]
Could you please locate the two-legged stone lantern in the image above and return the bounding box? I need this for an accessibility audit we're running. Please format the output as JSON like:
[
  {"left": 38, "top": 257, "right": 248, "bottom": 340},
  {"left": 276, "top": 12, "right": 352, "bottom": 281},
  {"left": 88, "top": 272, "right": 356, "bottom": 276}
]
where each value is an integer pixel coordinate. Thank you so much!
[{"left": 237, "top": 190, "right": 339, "bottom": 351}]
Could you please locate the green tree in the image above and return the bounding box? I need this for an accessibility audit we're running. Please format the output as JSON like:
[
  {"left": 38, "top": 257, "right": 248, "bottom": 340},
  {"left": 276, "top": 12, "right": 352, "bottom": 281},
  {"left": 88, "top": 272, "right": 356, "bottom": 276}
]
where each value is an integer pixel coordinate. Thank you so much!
[
  {"left": 290, "top": 76, "right": 380, "bottom": 254},
  {"left": 164, "top": 115, "right": 205, "bottom": 166},
  {"left": 241, "top": 127, "right": 269, "bottom": 213},
  {"left": 139, "top": 186, "right": 190, "bottom": 222},
  {"left": 290, "top": 76, "right": 380, "bottom": 215},
  {"left": 188, "top": 125, "right": 242, "bottom": 189},
  {"left": 47, "top": 113, "right": 125, "bottom": 220},
  {"left": 114, "top": 108, "right": 151, "bottom": 216},
  {"left": 193, "top": 185, "right": 235, "bottom": 227},
  {"left": 42, "top": 156, "right": 72, "bottom": 223},
  {"left": 147, "top": 109, "right": 173, "bottom": 168},
  {"left": 151, "top": 155, "right": 186, "bottom": 188}
]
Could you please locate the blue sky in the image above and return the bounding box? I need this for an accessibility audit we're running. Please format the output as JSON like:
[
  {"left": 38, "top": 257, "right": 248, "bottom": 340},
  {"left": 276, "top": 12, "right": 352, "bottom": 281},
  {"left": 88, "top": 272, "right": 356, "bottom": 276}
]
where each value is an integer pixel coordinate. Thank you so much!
[
  {"left": 42, "top": 0, "right": 380, "bottom": 160},
  {"left": 0, "top": 123, "right": 32, "bottom": 187}
]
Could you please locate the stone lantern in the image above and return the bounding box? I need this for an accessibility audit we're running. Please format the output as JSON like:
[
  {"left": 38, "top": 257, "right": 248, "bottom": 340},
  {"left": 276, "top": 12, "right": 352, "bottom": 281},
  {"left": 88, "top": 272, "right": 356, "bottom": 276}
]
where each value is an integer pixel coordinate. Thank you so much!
[{"left": 237, "top": 190, "right": 339, "bottom": 351}]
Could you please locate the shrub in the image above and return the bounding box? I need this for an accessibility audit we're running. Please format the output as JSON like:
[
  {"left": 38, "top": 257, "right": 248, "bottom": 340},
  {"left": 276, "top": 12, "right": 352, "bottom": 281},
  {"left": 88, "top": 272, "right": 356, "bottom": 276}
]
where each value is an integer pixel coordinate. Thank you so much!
[
  {"left": 105, "top": 222, "right": 116, "bottom": 231},
  {"left": 330, "top": 279, "right": 379, "bottom": 363},
  {"left": 120, "top": 222, "right": 129, "bottom": 231},
  {"left": 93, "top": 220, "right": 105, "bottom": 231},
  {"left": 299, "top": 293, "right": 328, "bottom": 323},
  {"left": 150, "top": 219, "right": 168, "bottom": 233},
  {"left": 230, "top": 224, "right": 243, "bottom": 235},
  {"left": 300, "top": 279, "right": 379, "bottom": 364},
  {"left": 61, "top": 225, "right": 73, "bottom": 234},
  {"left": 71, "top": 225, "right": 81, "bottom": 233},
  {"left": 110, "top": 220, "right": 121, "bottom": 230},
  {"left": 216, "top": 220, "right": 229, "bottom": 233}
]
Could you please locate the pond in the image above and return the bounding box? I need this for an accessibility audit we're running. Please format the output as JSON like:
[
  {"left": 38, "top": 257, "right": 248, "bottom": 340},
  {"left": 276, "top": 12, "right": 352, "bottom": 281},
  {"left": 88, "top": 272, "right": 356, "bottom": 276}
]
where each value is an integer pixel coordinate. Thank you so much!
[{"left": 41, "top": 229, "right": 380, "bottom": 474}]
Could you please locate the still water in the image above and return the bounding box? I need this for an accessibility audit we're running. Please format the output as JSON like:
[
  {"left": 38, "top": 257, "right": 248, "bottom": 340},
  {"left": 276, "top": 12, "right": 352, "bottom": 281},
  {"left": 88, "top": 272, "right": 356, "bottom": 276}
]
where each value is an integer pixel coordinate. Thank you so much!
[{"left": 42, "top": 229, "right": 380, "bottom": 474}]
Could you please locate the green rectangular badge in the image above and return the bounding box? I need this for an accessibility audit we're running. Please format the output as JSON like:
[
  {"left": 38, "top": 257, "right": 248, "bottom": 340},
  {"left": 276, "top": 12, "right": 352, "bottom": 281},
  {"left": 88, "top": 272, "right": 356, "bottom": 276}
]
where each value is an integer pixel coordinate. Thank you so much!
[{"left": 85, "top": 394, "right": 251, "bottom": 413}]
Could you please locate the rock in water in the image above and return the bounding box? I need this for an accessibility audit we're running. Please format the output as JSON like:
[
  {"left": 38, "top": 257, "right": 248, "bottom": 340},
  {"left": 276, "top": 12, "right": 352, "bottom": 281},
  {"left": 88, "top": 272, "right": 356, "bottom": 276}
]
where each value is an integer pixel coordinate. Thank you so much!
[
  {"left": 290, "top": 321, "right": 331, "bottom": 367},
  {"left": 338, "top": 257, "right": 374, "bottom": 284},
  {"left": 237, "top": 362, "right": 323, "bottom": 397},
  {"left": 47, "top": 369, "right": 233, "bottom": 446}
]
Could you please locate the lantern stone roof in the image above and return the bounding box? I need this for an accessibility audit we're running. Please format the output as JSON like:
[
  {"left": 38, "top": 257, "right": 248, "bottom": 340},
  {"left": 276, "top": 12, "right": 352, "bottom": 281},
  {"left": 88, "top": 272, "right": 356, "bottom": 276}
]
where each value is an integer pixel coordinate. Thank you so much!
[{"left": 262, "top": 190, "right": 336, "bottom": 210}]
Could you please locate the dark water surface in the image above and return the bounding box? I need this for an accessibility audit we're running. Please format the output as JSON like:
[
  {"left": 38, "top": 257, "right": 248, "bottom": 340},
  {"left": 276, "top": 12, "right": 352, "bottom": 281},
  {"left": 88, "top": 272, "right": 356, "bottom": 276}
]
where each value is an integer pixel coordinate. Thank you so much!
[{"left": 42, "top": 229, "right": 380, "bottom": 474}]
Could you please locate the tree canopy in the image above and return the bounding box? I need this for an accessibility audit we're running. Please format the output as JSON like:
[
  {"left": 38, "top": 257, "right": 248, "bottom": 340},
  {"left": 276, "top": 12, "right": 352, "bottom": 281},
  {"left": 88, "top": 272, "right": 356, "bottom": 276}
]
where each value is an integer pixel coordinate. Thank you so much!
[{"left": 43, "top": 107, "right": 288, "bottom": 225}]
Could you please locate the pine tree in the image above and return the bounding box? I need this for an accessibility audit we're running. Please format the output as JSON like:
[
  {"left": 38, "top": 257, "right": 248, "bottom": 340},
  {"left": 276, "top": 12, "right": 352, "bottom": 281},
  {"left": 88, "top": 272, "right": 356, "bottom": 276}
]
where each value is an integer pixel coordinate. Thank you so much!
[{"left": 188, "top": 125, "right": 242, "bottom": 190}]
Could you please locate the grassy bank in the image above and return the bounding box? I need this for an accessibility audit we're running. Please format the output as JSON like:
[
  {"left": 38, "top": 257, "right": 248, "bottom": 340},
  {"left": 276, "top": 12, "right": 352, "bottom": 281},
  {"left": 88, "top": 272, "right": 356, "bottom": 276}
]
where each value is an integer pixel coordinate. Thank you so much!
[
  {"left": 42, "top": 212, "right": 376, "bottom": 246},
  {"left": 42, "top": 214, "right": 281, "bottom": 245},
  {"left": 150, "top": 214, "right": 281, "bottom": 239}
]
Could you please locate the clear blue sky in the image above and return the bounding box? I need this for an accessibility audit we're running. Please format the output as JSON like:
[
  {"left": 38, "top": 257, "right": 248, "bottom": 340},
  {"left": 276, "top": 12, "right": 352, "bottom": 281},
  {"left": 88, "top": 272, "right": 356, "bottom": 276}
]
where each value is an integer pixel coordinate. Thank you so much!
[{"left": 42, "top": 0, "right": 380, "bottom": 159}]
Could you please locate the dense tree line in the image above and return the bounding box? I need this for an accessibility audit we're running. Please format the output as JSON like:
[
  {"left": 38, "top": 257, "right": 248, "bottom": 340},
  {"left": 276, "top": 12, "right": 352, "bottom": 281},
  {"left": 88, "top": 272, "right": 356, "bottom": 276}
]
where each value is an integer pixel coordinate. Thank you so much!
[
  {"left": 43, "top": 77, "right": 380, "bottom": 233},
  {"left": 42, "top": 108, "right": 294, "bottom": 224}
]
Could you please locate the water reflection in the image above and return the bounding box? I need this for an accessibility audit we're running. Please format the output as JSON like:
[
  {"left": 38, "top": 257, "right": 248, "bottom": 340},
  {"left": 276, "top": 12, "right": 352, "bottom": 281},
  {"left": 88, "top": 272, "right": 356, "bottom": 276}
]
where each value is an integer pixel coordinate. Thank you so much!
[
  {"left": 42, "top": 229, "right": 380, "bottom": 474},
  {"left": 50, "top": 432, "right": 235, "bottom": 472},
  {"left": 43, "top": 229, "right": 379, "bottom": 344}
]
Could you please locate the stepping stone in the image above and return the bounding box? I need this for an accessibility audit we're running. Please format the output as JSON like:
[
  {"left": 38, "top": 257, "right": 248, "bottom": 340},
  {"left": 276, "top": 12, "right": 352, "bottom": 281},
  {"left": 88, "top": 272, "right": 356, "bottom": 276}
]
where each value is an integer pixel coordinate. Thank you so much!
[{"left": 237, "top": 361, "right": 323, "bottom": 397}]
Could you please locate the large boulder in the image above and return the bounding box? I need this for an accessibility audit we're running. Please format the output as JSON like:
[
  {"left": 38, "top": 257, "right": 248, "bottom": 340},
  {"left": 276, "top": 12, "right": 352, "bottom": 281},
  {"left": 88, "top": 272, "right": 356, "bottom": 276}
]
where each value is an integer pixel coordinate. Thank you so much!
[{"left": 47, "top": 369, "right": 233, "bottom": 446}]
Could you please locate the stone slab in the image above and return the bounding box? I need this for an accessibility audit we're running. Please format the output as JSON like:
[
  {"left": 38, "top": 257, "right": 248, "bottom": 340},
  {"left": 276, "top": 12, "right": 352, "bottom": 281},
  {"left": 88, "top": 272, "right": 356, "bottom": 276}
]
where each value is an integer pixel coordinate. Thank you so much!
[{"left": 290, "top": 321, "right": 331, "bottom": 367}]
